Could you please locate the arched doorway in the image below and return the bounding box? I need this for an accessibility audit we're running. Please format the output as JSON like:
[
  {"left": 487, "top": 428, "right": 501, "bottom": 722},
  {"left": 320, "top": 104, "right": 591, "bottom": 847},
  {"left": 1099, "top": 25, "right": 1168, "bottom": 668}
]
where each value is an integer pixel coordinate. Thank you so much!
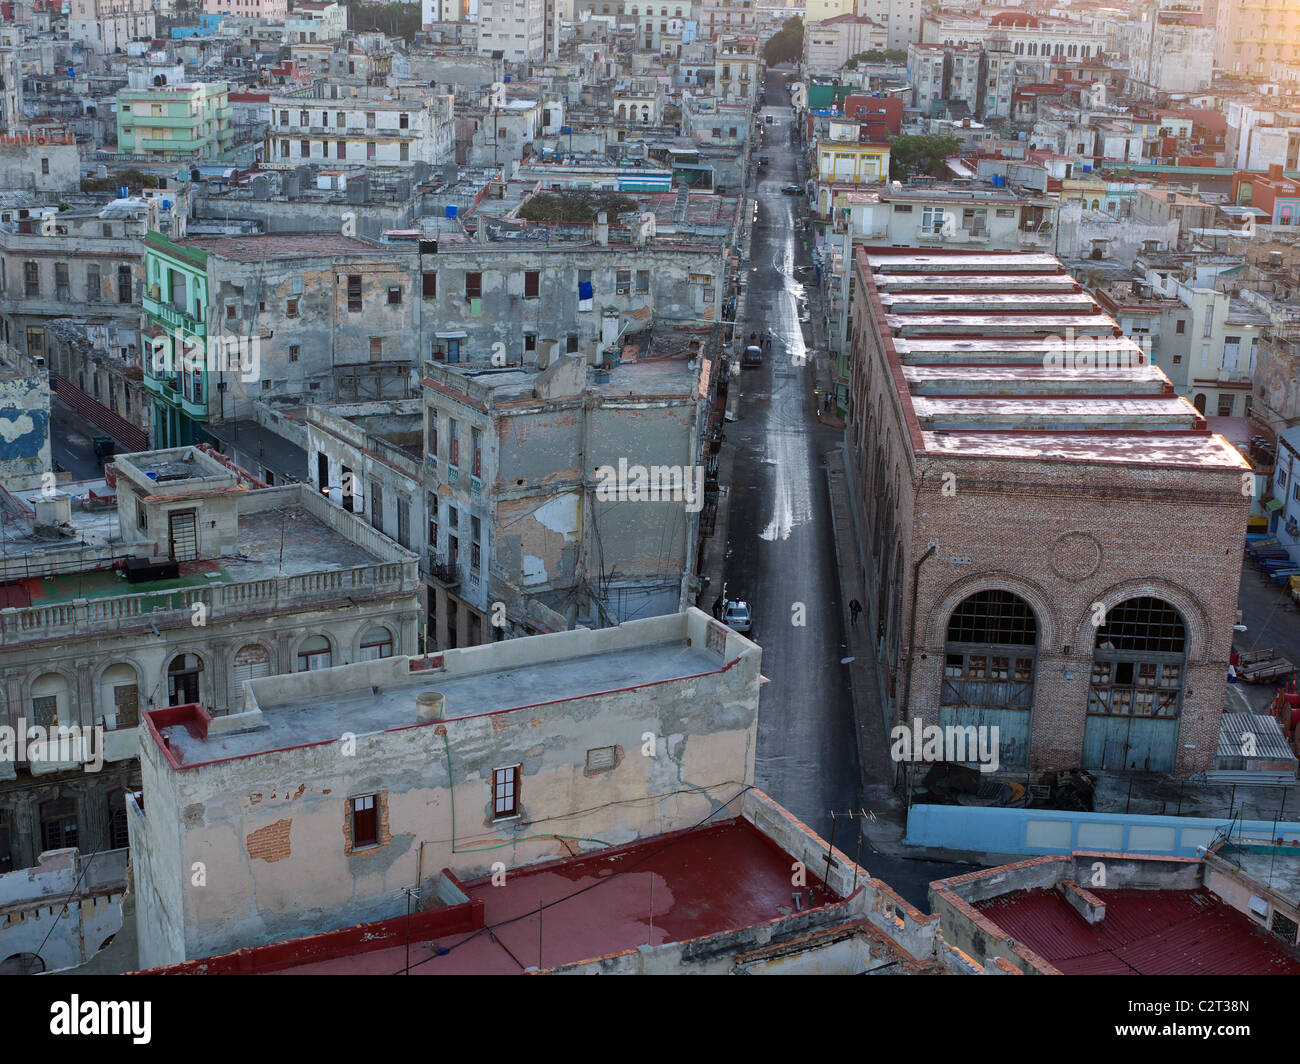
[
  {"left": 167, "top": 653, "right": 203, "bottom": 705},
  {"left": 1084, "top": 596, "right": 1186, "bottom": 772},
  {"left": 940, "top": 590, "right": 1039, "bottom": 769},
  {"left": 1193, "top": 393, "right": 1207, "bottom": 414}
]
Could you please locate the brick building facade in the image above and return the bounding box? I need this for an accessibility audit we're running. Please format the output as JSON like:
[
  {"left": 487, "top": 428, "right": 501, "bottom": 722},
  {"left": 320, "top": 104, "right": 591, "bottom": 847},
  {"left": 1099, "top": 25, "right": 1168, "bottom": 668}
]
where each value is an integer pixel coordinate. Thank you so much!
[{"left": 845, "top": 247, "right": 1251, "bottom": 777}]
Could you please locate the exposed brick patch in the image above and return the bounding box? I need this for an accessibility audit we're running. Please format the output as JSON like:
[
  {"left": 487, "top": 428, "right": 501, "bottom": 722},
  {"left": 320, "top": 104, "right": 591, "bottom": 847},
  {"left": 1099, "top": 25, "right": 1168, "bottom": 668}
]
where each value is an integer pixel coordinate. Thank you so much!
[{"left": 246, "top": 819, "right": 292, "bottom": 863}]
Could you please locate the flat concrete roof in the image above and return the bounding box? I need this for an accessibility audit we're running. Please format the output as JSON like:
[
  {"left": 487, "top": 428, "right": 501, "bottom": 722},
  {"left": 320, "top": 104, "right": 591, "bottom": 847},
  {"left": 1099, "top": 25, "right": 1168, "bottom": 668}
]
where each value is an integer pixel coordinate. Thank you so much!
[
  {"left": 920, "top": 430, "right": 1249, "bottom": 468},
  {"left": 0, "top": 490, "right": 383, "bottom": 589},
  {"left": 912, "top": 396, "right": 1199, "bottom": 430},
  {"left": 903, "top": 364, "right": 1170, "bottom": 394},
  {"left": 859, "top": 246, "right": 1249, "bottom": 470},
  {"left": 154, "top": 640, "right": 722, "bottom": 766}
]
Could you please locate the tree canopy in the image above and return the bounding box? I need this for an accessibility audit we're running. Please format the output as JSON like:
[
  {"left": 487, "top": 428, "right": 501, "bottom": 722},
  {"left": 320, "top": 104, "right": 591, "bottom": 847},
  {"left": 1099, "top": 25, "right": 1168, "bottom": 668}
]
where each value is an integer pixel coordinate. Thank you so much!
[
  {"left": 763, "top": 18, "right": 803, "bottom": 67},
  {"left": 518, "top": 191, "right": 639, "bottom": 224},
  {"left": 844, "top": 49, "right": 908, "bottom": 69},
  {"left": 888, "top": 134, "right": 963, "bottom": 180},
  {"left": 343, "top": 0, "right": 421, "bottom": 42}
]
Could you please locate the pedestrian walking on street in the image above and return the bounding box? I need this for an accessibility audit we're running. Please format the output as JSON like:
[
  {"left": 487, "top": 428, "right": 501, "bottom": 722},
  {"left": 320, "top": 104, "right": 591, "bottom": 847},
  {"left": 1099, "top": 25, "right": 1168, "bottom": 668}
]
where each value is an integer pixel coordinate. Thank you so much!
[{"left": 849, "top": 599, "right": 862, "bottom": 626}]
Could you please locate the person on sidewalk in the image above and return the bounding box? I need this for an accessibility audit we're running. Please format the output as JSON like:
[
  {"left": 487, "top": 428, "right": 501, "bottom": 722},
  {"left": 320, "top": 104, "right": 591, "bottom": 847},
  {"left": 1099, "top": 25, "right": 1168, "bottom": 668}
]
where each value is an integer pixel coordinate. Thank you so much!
[
  {"left": 849, "top": 598, "right": 862, "bottom": 626},
  {"left": 712, "top": 594, "right": 724, "bottom": 620}
]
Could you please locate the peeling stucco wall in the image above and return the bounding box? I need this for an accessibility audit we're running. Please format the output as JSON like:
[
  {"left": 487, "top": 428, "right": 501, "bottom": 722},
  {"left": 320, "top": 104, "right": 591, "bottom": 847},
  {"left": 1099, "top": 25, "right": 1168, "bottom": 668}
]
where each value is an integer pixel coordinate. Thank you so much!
[{"left": 131, "top": 610, "right": 761, "bottom": 965}]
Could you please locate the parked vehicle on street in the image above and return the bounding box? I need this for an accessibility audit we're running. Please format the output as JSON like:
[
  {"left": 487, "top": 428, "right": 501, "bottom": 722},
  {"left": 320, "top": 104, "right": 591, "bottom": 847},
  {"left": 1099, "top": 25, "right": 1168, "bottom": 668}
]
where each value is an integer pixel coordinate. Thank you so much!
[
  {"left": 722, "top": 600, "right": 752, "bottom": 634},
  {"left": 782, "top": 184, "right": 801, "bottom": 195},
  {"left": 742, "top": 344, "right": 763, "bottom": 367}
]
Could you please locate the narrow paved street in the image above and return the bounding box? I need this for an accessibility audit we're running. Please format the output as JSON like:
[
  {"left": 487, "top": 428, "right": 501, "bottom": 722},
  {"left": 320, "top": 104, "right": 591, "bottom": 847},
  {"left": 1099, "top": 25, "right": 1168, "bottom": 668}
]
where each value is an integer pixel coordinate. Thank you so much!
[
  {"left": 726, "top": 80, "right": 863, "bottom": 846},
  {"left": 718, "top": 78, "right": 977, "bottom": 904}
]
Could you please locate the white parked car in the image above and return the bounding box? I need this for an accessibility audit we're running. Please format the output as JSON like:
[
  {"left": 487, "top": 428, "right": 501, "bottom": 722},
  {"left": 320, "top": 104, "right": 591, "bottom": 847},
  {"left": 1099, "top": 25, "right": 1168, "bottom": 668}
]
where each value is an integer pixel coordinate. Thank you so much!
[{"left": 722, "top": 600, "right": 753, "bottom": 634}]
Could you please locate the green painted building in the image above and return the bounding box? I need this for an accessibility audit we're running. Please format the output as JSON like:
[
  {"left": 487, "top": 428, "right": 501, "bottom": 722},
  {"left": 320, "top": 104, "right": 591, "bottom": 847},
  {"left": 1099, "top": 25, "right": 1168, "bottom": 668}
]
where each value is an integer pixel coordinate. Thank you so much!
[
  {"left": 116, "top": 82, "right": 233, "bottom": 161},
  {"left": 142, "top": 232, "right": 210, "bottom": 448}
]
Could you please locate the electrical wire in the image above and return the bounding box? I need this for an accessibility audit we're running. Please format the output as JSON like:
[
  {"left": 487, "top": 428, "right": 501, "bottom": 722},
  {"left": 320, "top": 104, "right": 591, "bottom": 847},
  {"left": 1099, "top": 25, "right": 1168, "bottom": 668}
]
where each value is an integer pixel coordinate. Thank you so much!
[
  {"left": 32, "top": 843, "right": 105, "bottom": 966},
  {"left": 391, "top": 781, "right": 754, "bottom": 974}
]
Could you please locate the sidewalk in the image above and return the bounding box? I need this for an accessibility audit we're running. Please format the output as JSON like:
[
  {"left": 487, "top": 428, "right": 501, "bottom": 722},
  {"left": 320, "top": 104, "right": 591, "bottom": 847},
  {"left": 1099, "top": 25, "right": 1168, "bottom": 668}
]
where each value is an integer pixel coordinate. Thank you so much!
[
  {"left": 824, "top": 445, "right": 909, "bottom": 852},
  {"left": 696, "top": 194, "right": 756, "bottom": 613}
]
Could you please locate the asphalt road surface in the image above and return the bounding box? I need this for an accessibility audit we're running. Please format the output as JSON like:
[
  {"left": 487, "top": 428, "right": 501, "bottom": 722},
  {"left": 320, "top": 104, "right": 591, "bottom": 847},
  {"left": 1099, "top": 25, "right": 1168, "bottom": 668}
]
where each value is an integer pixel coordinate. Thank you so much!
[
  {"left": 727, "top": 76, "right": 977, "bottom": 907},
  {"left": 729, "top": 79, "right": 863, "bottom": 845}
]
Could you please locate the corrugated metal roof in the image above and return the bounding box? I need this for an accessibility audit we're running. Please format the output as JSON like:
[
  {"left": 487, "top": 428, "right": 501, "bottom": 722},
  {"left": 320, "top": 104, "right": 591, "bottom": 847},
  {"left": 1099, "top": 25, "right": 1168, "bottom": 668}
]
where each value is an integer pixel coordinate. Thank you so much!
[
  {"left": 1218, "top": 713, "right": 1297, "bottom": 762},
  {"left": 975, "top": 887, "right": 1300, "bottom": 975}
]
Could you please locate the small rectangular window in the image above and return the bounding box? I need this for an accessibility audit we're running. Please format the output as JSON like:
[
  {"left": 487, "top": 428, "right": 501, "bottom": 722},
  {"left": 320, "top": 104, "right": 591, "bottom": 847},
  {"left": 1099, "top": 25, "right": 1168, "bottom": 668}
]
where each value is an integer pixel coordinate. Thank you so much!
[
  {"left": 465, "top": 271, "right": 482, "bottom": 299},
  {"left": 492, "top": 765, "right": 520, "bottom": 818},
  {"left": 422, "top": 271, "right": 437, "bottom": 298},
  {"left": 350, "top": 794, "right": 378, "bottom": 847},
  {"left": 524, "top": 270, "right": 539, "bottom": 298},
  {"left": 347, "top": 274, "right": 362, "bottom": 312},
  {"left": 286, "top": 297, "right": 299, "bottom": 317},
  {"left": 387, "top": 285, "right": 402, "bottom": 305}
]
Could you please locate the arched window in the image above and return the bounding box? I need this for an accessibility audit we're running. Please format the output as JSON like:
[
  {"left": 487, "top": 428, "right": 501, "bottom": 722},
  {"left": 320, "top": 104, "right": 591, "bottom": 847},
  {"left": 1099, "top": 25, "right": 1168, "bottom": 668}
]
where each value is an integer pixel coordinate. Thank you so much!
[
  {"left": 941, "top": 590, "right": 1039, "bottom": 767},
  {"left": 1086, "top": 597, "right": 1187, "bottom": 772},
  {"left": 0, "top": 953, "right": 44, "bottom": 975},
  {"left": 100, "top": 663, "right": 138, "bottom": 729},
  {"left": 167, "top": 653, "right": 203, "bottom": 705},
  {"left": 232, "top": 643, "right": 271, "bottom": 687},
  {"left": 31, "top": 672, "right": 69, "bottom": 728},
  {"left": 360, "top": 627, "right": 394, "bottom": 660},
  {"left": 298, "top": 635, "right": 333, "bottom": 671}
]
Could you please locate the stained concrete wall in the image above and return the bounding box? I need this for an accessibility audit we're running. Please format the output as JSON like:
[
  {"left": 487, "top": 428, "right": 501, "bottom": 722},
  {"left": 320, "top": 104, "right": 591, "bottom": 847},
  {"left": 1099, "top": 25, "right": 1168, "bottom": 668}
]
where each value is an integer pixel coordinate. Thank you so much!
[
  {"left": 0, "top": 142, "right": 79, "bottom": 194},
  {"left": 0, "top": 372, "right": 51, "bottom": 490},
  {"left": 0, "top": 847, "right": 128, "bottom": 972},
  {"left": 417, "top": 244, "right": 725, "bottom": 364},
  {"left": 132, "top": 608, "right": 762, "bottom": 965},
  {"left": 208, "top": 250, "right": 421, "bottom": 422}
]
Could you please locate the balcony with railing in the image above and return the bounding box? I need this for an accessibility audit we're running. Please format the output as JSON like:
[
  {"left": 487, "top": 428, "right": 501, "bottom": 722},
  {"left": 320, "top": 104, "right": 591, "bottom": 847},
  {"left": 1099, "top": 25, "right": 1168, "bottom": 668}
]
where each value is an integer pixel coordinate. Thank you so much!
[
  {"left": 0, "top": 484, "right": 420, "bottom": 646},
  {"left": 425, "top": 552, "right": 461, "bottom": 588}
]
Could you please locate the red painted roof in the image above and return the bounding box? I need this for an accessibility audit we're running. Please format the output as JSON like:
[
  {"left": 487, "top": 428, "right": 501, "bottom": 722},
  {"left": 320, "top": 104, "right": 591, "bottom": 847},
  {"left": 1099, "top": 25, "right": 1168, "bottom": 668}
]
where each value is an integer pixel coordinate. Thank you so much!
[
  {"left": 976, "top": 888, "right": 1300, "bottom": 975},
  {"left": 162, "top": 818, "right": 842, "bottom": 975}
]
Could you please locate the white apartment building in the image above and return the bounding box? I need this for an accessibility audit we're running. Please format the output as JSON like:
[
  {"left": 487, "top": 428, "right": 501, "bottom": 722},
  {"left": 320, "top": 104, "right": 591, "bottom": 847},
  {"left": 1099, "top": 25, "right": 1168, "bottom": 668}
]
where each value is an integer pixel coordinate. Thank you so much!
[
  {"left": 1227, "top": 101, "right": 1300, "bottom": 172},
  {"left": 477, "top": 0, "right": 545, "bottom": 62},
  {"left": 1120, "top": 10, "right": 1214, "bottom": 94},
  {"left": 625, "top": 0, "right": 687, "bottom": 53},
  {"left": 68, "top": 0, "right": 156, "bottom": 55},
  {"left": 803, "top": 14, "right": 887, "bottom": 78},
  {"left": 285, "top": 1, "right": 347, "bottom": 43},
  {"left": 921, "top": 10, "right": 1106, "bottom": 64},
  {"left": 203, "top": 0, "right": 288, "bottom": 17},
  {"left": 855, "top": 0, "right": 919, "bottom": 53},
  {"left": 263, "top": 94, "right": 456, "bottom": 169}
]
